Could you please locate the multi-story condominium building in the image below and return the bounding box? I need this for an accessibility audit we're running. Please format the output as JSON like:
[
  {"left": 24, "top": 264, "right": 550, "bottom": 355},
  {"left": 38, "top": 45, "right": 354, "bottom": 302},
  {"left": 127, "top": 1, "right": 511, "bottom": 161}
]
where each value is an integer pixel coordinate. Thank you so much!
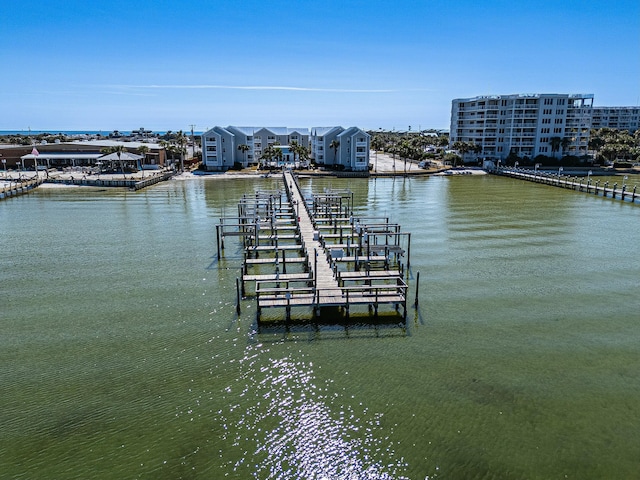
[
  {"left": 310, "top": 126, "right": 370, "bottom": 171},
  {"left": 591, "top": 107, "right": 640, "bottom": 132},
  {"left": 201, "top": 126, "right": 309, "bottom": 171},
  {"left": 450, "top": 93, "right": 594, "bottom": 162}
]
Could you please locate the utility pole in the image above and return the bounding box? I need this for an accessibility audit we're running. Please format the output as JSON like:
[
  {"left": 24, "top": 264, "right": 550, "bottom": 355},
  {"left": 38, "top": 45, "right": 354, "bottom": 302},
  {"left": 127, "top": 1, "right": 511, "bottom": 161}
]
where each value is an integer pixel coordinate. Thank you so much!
[{"left": 189, "top": 124, "right": 196, "bottom": 158}]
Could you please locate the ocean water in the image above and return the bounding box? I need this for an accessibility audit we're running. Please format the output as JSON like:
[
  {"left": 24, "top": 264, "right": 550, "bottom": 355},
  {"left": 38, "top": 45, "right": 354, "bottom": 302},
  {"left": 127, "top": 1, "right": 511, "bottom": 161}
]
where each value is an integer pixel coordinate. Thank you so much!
[{"left": 1, "top": 175, "right": 639, "bottom": 479}]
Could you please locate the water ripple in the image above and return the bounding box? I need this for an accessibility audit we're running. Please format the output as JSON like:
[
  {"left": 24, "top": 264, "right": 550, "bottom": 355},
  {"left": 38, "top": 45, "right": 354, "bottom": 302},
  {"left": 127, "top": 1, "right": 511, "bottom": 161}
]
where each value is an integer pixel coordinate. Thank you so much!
[{"left": 217, "top": 343, "right": 409, "bottom": 479}]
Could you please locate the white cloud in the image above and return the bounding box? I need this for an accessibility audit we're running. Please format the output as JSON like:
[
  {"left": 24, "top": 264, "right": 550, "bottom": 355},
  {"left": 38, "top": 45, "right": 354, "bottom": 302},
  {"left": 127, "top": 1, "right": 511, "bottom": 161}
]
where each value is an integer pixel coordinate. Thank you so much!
[{"left": 104, "top": 84, "right": 397, "bottom": 93}]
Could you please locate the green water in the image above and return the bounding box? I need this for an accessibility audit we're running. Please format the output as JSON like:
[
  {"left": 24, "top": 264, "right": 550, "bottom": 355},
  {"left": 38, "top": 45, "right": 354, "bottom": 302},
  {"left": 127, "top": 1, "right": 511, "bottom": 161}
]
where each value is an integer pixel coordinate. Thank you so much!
[{"left": 1, "top": 175, "right": 639, "bottom": 479}]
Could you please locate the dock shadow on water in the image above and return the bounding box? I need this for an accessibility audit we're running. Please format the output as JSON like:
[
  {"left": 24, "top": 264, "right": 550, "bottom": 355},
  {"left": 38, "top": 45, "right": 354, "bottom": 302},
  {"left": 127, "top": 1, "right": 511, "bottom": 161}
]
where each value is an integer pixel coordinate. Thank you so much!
[
  {"left": 255, "top": 309, "right": 409, "bottom": 341},
  {"left": 214, "top": 342, "right": 410, "bottom": 479}
]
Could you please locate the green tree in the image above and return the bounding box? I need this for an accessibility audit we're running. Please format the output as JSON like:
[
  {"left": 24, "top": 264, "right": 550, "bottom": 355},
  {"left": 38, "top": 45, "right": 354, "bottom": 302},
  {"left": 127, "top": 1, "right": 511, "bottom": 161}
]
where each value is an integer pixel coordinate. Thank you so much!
[
  {"left": 329, "top": 140, "right": 340, "bottom": 165},
  {"left": 174, "top": 130, "right": 188, "bottom": 171},
  {"left": 452, "top": 140, "right": 474, "bottom": 162},
  {"left": 137, "top": 144, "right": 149, "bottom": 178},
  {"left": 549, "top": 137, "right": 563, "bottom": 159},
  {"left": 237, "top": 144, "right": 250, "bottom": 167},
  {"left": 260, "top": 144, "right": 277, "bottom": 169},
  {"left": 113, "top": 144, "right": 128, "bottom": 179}
]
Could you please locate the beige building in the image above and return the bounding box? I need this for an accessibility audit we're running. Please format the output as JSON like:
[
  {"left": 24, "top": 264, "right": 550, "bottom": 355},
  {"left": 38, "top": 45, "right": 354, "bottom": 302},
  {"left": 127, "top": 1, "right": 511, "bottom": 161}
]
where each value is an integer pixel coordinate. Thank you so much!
[
  {"left": 450, "top": 93, "right": 594, "bottom": 161},
  {"left": 591, "top": 107, "right": 640, "bottom": 132}
]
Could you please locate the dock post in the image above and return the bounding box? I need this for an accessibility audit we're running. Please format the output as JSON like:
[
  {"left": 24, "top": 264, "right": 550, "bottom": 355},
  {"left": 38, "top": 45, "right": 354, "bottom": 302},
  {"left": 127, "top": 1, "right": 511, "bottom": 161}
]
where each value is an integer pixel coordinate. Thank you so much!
[
  {"left": 282, "top": 250, "right": 286, "bottom": 274},
  {"left": 407, "top": 232, "right": 411, "bottom": 271},
  {"left": 414, "top": 271, "right": 420, "bottom": 307},
  {"left": 216, "top": 225, "right": 221, "bottom": 260},
  {"left": 240, "top": 268, "right": 245, "bottom": 297},
  {"left": 621, "top": 184, "right": 626, "bottom": 200},
  {"left": 314, "top": 248, "right": 318, "bottom": 280},
  {"left": 345, "top": 289, "right": 350, "bottom": 320},
  {"left": 236, "top": 278, "right": 241, "bottom": 315}
]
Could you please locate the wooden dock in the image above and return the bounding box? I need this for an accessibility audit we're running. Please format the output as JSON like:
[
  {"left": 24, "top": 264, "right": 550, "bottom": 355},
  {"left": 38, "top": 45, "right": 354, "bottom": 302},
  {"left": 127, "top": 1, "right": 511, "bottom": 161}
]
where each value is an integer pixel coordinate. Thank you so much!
[
  {"left": 216, "top": 169, "right": 411, "bottom": 323},
  {"left": 496, "top": 168, "right": 640, "bottom": 203}
]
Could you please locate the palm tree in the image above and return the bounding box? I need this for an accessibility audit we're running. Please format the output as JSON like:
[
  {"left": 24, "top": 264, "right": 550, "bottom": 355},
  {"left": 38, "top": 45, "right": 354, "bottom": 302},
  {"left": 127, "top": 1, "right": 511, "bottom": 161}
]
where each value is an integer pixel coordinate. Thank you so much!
[
  {"left": 112, "top": 144, "right": 128, "bottom": 179},
  {"left": 237, "top": 144, "right": 250, "bottom": 167},
  {"left": 452, "top": 140, "right": 473, "bottom": 164},
  {"left": 137, "top": 145, "right": 149, "bottom": 178},
  {"left": 289, "top": 140, "right": 299, "bottom": 164},
  {"left": 274, "top": 146, "right": 284, "bottom": 166},
  {"left": 297, "top": 145, "right": 310, "bottom": 167},
  {"left": 260, "top": 144, "right": 277, "bottom": 169},
  {"left": 159, "top": 140, "right": 172, "bottom": 169},
  {"left": 399, "top": 139, "right": 411, "bottom": 174},
  {"left": 371, "top": 135, "right": 384, "bottom": 152},
  {"left": 329, "top": 140, "right": 340, "bottom": 167},
  {"left": 175, "top": 130, "right": 188, "bottom": 171},
  {"left": 549, "top": 137, "right": 563, "bottom": 159}
]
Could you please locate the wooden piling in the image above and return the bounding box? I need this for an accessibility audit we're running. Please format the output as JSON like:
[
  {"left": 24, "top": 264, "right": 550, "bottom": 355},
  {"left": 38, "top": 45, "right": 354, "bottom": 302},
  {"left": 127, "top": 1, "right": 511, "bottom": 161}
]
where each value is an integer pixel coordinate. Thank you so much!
[
  {"left": 216, "top": 225, "right": 221, "bottom": 260},
  {"left": 236, "top": 278, "right": 241, "bottom": 314},
  {"left": 407, "top": 232, "right": 411, "bottom": 271}
]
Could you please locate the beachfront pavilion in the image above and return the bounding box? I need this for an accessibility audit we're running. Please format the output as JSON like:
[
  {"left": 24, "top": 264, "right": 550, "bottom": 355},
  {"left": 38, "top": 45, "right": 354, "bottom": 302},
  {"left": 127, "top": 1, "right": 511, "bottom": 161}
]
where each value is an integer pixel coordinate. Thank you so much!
[{"left": 20, "top": 151, "right": 143, "bottom": 172}]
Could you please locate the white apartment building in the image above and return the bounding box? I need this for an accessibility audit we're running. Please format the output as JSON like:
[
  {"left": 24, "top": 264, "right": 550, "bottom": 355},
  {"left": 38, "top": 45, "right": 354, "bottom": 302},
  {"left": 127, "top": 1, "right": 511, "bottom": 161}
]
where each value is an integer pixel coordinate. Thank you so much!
[
  {"left": 591, "top": 107, "right": 640, "bottom": 132},
  {"left": 310, "top": 126, "right": 370, "bottom": 171},
  {"left": 201, "top": 126, "right": 309, "bottom": 171},
  {"left": 450, "top": 93, "right": 594, "bottom": 162}
]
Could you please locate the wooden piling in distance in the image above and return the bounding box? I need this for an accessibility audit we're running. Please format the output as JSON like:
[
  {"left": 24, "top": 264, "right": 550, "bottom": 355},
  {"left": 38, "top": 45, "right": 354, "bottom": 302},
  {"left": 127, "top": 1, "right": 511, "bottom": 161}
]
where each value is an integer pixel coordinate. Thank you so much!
[
  {"left": 407, "top": 232, "right": 411, "bottom": 271},
  {"left": 236, "top": 278, "right": 241, "bottom": 314},
  {"left": 216, "top": 225, "right": 221, "bottom": 260},
  {"left": 414, "top": 271, "right": 420, "bottom": 307}
]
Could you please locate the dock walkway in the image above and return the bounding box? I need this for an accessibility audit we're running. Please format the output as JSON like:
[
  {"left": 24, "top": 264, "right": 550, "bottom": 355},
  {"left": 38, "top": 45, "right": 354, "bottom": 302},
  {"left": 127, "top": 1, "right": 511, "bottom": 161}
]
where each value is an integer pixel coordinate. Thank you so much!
[
  {"left": 218, "top": 169, "right": 409, "bottom": 323},
  {"left": 496, "top": 168, "right": 639, "bottom": 203},
  {"left": 283, "top": 170, "right": 344, "bottom": 305}
]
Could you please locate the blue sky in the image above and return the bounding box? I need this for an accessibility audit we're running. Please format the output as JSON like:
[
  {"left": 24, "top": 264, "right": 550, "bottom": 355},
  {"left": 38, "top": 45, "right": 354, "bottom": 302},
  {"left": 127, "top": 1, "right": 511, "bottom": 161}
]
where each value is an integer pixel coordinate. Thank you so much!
[{"left": 2, "top": 0, "right": 638, "bottom": 132}]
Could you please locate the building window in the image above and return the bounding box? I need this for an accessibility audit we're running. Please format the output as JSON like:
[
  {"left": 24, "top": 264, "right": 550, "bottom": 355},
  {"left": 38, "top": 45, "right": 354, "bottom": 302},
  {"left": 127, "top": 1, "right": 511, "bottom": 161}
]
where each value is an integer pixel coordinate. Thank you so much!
[{"left": 554, "top": 128, "right": 562, "bottom": 133}]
